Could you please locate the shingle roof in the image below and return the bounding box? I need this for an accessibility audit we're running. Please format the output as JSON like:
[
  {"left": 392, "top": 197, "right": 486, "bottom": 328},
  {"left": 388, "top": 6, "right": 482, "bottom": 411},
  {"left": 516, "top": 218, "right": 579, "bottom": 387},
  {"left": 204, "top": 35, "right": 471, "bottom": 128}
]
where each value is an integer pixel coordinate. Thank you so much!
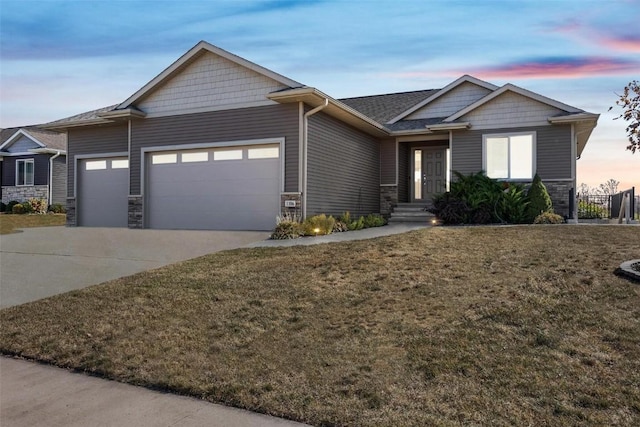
[
  {"left": 44, "top": 104, "right": 118, "bottom": 127},
  {"left": 339, "top": 89, "right": 440, "bottom": 124},
  {"left": 385, "top": 117, "right": 448, "bottom": 132},
  {"left": 0, "top": 126, "right": 67, "bottom": 151}
]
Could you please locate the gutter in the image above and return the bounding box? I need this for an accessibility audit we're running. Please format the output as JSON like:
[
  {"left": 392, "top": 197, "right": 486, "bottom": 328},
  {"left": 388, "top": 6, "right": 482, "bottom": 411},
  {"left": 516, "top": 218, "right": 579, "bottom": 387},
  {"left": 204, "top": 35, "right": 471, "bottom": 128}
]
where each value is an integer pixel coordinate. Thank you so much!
[
  {"left": 29, "top": 148, "right": 65, "bottom": 205},
  {"left": 302, "top": 98, "right": 329, "bottom": 219}
]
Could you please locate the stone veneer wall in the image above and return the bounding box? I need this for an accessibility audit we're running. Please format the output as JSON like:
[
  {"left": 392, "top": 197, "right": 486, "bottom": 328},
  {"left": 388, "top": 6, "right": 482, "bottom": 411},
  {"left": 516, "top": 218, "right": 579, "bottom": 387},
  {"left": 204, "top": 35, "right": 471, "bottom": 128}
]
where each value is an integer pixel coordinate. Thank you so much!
[
  {"left": 380, "top": 185, "right": 398, "bottom": 217},
  {"left": 66, "top": 198, "right": 76, "bottom": 226},
  {"left": 1, "top": 185, "right": 48, "bottom": 203},
  {"left": 280, "top": 192, "right": 302, "bottom": 220},
  {"left": 128, "top": 196, "right": 144, "bottom": 229},
  {"left": 543, "top": 180, "right": 574, "bottom": 218}
]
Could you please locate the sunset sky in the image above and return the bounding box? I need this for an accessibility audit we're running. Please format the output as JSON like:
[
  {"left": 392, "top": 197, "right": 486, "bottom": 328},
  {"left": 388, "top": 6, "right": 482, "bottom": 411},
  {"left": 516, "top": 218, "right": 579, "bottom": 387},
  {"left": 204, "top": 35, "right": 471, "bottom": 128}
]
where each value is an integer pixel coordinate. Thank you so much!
[{"left": 1, "top": 0, "right": 638, "bottom": 190}]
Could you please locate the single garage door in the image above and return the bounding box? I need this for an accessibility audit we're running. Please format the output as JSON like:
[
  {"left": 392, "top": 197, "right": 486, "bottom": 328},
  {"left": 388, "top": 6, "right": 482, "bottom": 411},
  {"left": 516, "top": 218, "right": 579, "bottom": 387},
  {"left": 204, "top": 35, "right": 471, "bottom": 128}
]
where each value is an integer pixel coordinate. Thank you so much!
[
  {"left": 146, "top": 144, "right": 280, "bottom": 230},
  {"left": 78, "top": 157, "right": 129, "bottom": 227}
]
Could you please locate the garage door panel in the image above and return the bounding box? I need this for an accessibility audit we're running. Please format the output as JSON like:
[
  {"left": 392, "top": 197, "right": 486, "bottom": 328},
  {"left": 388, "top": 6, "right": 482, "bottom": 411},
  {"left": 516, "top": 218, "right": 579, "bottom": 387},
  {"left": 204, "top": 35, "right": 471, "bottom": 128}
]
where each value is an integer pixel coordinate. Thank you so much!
[
  {"left": 78, "top": 157, "right": 128, "bottom": 227},
  {"left": 147, "top": 145, "right": 280, "bottom": 231}
]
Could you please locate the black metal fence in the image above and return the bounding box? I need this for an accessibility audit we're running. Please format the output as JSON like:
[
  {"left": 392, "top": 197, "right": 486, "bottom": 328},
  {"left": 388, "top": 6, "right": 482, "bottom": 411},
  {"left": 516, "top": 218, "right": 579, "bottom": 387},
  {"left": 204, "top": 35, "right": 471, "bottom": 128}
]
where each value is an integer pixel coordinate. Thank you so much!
[
  {"left": 577, "top": 194, "right": 611, "bottom": 219},
  {"left": 578, "top": 187, "right": 639, "bottom": 220}
]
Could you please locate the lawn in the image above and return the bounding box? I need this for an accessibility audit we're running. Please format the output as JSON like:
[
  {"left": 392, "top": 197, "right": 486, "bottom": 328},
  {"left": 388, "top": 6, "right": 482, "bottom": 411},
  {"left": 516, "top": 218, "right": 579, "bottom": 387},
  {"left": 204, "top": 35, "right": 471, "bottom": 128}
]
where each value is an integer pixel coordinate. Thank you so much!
[
  {"left": 0, "top": 214, "right": 66, "bottom": 234},
  {"left": 1, "top": 226, "right": 639, "bottom": 426}
]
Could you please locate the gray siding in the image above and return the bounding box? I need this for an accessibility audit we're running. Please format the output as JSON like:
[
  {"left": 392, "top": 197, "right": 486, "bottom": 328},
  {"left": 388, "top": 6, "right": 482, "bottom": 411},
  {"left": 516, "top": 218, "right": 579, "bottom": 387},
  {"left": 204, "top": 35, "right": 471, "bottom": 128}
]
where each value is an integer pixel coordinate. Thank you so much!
[
  {"left": 1, "top": 155, "right": 49, "bottom": 186},
  {"left": 5, "top": 135, "right": 40, "bottom": 153},
  {"left": 52, "top": 155, "right": 67, "bottom": 205},
  {"left": 306, "top": 111, "right": 380, "bottom": 217},
  {"left": 451, "top": 125, "right": 572, "bottom": 180},
  {"left": 67, "top": 124, "right": 128, "bottom": 197},
  {"left": 398, "top": 142, "right": 409, "bottom": 202},
  {"left": 380, "top": 138, "right": 396, "bottom": 185},
  {"left": 130, "top": 104, "right": 299, "bottom": 194}
]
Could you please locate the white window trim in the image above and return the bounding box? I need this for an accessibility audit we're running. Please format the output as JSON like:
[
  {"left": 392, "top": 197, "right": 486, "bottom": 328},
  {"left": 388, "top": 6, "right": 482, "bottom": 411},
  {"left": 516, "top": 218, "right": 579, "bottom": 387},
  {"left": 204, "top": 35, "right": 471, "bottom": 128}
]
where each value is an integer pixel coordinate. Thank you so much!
[
  {"left": 16, "top": 158, "right": 35, "bottom": 186},
  {"left": 482, "top": 131, "right": 536, "bottom": 181}
]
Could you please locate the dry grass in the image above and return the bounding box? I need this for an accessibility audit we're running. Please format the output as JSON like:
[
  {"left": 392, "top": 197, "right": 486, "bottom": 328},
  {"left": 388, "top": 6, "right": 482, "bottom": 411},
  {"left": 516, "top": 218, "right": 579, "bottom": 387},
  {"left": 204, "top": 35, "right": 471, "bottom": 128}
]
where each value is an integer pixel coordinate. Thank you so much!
[
  {"left": 1, "top": 225, "right": 639, "bottom": 426},
  {"left": 0, "top": 214, "right": 66, "bottom": 234}
]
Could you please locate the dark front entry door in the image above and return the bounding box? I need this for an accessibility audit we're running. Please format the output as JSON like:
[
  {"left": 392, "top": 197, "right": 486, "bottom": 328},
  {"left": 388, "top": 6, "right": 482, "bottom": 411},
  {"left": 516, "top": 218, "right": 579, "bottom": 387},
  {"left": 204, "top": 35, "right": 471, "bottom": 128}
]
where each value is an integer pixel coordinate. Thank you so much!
[{"left": 413, "top": 148, "right": 447, "bottom": 202}]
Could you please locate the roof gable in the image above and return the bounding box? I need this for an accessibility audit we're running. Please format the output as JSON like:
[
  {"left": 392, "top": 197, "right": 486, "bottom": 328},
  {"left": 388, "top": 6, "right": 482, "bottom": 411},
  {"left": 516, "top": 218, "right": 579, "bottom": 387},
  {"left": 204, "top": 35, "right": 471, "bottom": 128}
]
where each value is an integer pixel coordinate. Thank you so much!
[
  {"left": 405, "top": 81, "right": 493, "bottom": 120},
  {"left": 118, "top": 41, "right": 303, "bottom": 115},
  {"left": 0, "top": 129, "right": 45, "bottom": 152},
  {"left": 445, "top": 83, "right": 582, "bottom": 123},
  {"left": 388, "top": 75, "right": 498, "bottom": 124}
]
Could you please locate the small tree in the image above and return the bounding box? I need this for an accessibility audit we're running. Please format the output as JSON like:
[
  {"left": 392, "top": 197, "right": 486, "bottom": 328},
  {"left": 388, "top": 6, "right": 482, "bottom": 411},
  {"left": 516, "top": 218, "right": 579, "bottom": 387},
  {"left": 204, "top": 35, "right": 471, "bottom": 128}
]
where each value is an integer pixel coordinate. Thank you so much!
[
  {"left": 598, "top": 178, "right": 620, "bottom": 196},
  {"left": 578, "top": 182, "right": 591, "bottom": 197},
  {"left": 611, "top": 80, "right": 639, "bottom": 153},
  {"left": 525, "top": 174, "right": 553, "bottom": 222}
]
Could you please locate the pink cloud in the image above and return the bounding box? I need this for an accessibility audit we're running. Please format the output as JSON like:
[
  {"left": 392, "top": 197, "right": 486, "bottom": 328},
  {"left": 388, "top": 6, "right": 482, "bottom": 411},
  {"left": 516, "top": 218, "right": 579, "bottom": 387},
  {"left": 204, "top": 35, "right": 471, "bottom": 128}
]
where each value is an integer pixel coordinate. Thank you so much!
[
  {"left": 465, "top": 57, "right": 639, "bottom": 79},
  {"left": 597, "top": 35, "right": 640, "bottom": 53}
]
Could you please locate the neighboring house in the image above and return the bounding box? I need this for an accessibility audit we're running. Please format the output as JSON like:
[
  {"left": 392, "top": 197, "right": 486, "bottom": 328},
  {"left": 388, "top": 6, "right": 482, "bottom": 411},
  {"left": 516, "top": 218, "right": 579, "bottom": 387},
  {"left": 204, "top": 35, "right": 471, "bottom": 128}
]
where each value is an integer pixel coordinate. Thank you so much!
[
  {"left": 44, "top": 41, "right": 598, "bottom": 230},
  {"left": 0, "top": 127, "right": 67, "bottom": 206}
]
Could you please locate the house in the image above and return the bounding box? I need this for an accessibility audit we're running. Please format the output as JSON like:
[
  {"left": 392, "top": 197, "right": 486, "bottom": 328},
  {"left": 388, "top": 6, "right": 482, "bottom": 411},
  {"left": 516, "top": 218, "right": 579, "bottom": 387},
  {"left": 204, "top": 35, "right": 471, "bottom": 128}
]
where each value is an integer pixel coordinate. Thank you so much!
[
  {"left": 0, "top": 127, "right": 67, "bottom": 207},
  {"left": 44, "top": 41, "right": 598, "bottom": 230}
]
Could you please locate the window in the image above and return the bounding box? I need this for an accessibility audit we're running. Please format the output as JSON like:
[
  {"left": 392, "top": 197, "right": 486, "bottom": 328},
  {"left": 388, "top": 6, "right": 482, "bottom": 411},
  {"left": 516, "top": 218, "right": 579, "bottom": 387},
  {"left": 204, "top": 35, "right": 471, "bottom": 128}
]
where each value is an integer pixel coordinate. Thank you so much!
[
  {"left": 248, "top": 146, "right": 279, "bottom": 159},
  {"left": 213, "top": 149, "right": 242, "bottom": 161},
  {"left": 111, "top": 159, "right": 129, "bottom": 169},
  {"left": 16, "top": 159, "right": 34, "bottom": 186},
  {"left": 181, "top": 152, "right": 208, "bottom": 163},
  {"left": 152, "top": 153, "right": 177, "bottom": 164},
  {"left": 483, "top": 132, "right": 534, "bottom": 180}
]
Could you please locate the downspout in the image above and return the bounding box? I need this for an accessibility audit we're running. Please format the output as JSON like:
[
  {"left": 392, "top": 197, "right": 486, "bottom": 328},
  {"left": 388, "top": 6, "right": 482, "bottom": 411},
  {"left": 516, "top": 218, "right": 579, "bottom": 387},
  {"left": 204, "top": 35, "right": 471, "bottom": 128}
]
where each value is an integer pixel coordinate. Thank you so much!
[
  {"left": 48, "top": 150, "right": 63, "bottom": 206},
  {"left": 302, "top": 98, "right": 329, "bottom": 219}
]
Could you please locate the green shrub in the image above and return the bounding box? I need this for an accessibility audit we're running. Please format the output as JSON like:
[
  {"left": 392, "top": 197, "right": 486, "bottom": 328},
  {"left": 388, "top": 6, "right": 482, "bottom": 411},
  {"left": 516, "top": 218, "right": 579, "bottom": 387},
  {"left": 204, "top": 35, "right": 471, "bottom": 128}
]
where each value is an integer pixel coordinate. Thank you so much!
[
  {"left": 533, "top": 212, "right": 564, "bottom": 224},
  {"left": 48, "top": 203, "right": 67, "bottom": 214},
  {"left": 525, "top": 174, "right": 553, "bottom": 223},
  {"left": 339, "top": 211, "right": 352, "bottom": 224},
  {"left": 577, "top": 200, "right": 607, "bottom": 219},
  {"left": 348, "top": 216, "right": 365, "bottom": 231},
  {"left": 0, "top": 202, "right": 5, "bottom": 212},
  {"left": 363, "top": 213, "right": 387, "bottom": 228},
  {"left": 302, "top": 214, "right": 335, "bottom": 236},
  {"left": 6, "top": 200, "right": 20, "bottom": 214},
  {"left": 12, "top": 203, "right": 25, "bottom": 214},
  {"left": 270, "top": 221, "right": 303, "bottom": 239},
  {"left": 497, "top": 183, "right": 529, "bottom": 224}
]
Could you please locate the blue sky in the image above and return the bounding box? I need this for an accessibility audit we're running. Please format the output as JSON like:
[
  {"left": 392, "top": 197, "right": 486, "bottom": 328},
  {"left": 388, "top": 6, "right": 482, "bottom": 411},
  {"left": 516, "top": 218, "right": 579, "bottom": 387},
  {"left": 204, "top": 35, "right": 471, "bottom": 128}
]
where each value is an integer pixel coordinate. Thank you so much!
[{"left": 1, "top": 0, "right": 638, "bottom": 188}]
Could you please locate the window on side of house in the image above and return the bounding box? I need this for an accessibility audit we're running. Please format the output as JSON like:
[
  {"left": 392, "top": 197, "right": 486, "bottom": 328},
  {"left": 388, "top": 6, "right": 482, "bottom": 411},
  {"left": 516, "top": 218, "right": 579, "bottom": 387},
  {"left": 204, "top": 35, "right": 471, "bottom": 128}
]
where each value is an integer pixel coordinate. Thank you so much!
[
  {"left": 16, "top": 159, "right": 35, "bottom": 186},
  {"left": 483, "top": 132, "right": 534, "bottom": 180}
]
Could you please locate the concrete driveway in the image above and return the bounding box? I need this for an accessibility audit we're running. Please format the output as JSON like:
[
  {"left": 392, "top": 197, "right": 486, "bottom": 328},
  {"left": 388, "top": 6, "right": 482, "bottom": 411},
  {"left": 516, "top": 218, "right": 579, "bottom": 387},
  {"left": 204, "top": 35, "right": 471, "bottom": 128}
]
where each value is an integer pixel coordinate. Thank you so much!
[{"left": 0, "top": 226, "right": 268, "bottom": 308}]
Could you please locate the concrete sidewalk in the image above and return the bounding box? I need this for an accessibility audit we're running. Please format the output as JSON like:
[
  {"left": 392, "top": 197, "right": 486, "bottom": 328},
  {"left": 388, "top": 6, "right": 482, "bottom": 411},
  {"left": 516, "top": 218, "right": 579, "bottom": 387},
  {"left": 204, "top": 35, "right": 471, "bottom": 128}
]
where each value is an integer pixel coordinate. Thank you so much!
[{"left": 0, "top": 357, "right": 310, "bottom": 427}]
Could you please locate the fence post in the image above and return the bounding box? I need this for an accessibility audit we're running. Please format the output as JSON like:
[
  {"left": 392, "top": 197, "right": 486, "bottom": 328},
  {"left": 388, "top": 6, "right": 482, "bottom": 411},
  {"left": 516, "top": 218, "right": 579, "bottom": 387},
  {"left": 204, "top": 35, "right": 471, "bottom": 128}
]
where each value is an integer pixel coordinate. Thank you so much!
[{"left": 569, "top": 187, "right": 575, "bottom": 221}]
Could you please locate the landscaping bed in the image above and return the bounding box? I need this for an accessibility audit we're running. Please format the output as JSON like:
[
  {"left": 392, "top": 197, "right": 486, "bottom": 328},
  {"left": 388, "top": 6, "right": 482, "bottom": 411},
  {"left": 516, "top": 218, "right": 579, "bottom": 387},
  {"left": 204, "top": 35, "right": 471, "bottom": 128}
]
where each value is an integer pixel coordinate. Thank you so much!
[{"left": 1, "top": 226, "right": 639, "bottom": 426}]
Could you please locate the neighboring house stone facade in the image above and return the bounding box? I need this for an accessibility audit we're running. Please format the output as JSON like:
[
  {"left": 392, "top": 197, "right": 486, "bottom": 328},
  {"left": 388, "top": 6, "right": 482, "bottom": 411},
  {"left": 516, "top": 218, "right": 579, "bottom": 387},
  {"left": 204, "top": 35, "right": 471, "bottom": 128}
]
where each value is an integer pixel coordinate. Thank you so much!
[
  {"left": 43, "top": 41, "right": 598, "bottom": 230},
  {"left": 0, "top": 127, "right": 67, "bottom": 206}
]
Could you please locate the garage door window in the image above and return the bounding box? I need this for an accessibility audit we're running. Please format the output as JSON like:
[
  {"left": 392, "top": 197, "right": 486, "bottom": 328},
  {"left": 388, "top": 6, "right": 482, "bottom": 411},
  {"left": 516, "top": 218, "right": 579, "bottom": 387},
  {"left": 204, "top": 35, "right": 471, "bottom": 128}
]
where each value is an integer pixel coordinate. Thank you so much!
[
  {"left": 152, "top": 153, "right": 177, "bottom": 164},
  {"left": 213, "top": 149, "right": 243, "bottom": 161},
  {"left": 248, "top": 146, "right": 279, "bottom": 159},
  {"left": 112, "top": 159, "right": 129, "bottom": 169},
  {"left": 182, "top": 152, "right": 208, "bottom": 163},
  {"left": 86, "top": 160, "right": 107, "bottom": 170}
]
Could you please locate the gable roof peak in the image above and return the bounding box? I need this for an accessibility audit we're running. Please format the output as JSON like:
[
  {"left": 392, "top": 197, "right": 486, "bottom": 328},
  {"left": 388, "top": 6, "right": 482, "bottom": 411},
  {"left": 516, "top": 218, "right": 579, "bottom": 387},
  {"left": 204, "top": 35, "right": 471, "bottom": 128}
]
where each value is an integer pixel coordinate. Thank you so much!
[{"left": 117, "top": 40, "right": 303, "bottom": 110}]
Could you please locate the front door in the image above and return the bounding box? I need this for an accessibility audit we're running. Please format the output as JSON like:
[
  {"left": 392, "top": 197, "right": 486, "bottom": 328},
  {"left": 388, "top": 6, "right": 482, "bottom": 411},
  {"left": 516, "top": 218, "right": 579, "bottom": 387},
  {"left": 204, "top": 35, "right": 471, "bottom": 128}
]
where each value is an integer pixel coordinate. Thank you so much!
[{"left": 412, "top": 148, "right": 447, "bottom": 202}]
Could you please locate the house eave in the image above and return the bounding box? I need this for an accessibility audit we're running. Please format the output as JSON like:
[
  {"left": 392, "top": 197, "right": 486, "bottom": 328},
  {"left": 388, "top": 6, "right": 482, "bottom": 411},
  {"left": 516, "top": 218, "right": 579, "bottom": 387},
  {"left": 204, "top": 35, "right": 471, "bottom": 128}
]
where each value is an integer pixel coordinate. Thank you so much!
[
  {"left": 97, "top": 108, "right": 147, "bottom": 120},
  {"left": 29, "top": 148, "right": 67, "bottom": 155},
  {"left": 268, "top": 87, "right": 389, "bottom": 137},
  {"left": 426, "top": 122, "right": 471, "bottom": 131},
  {"left": 548, "top": 113, "right": 600, "bottom": 124},
  {"left": 42, "top": 118, "right": 115, "bottom": 131}
]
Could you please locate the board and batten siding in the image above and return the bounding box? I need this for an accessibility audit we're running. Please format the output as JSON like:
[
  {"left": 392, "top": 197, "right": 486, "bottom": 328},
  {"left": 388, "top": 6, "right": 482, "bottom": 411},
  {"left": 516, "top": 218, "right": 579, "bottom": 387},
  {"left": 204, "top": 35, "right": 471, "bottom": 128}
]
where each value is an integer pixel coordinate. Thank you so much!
[
  {"left": 380, "top": 138, "right": 396, "bottom": 185},
  {"left": 67, "top": 124, "right": 128, "bottom": 197},
  {"left": 5, "top": 135, "right": 40, "bottom": 153},
  {"left": 130, "top": 103, "right": 299, "bottom": 195},
  {"left": 406, "top": 82, "right": 492, "bottom": 120},
  {"left": 137, "top": 51, "right": 289, "bottom": 116},
  {"left": 1, "top": 155, "right": 50, "bottom": 186},
  {"left": 306, "top": 111, "right": 380, "bottom": 217},
  {"left": 451, "top": 125, "right": 572, "bottom": 180}
]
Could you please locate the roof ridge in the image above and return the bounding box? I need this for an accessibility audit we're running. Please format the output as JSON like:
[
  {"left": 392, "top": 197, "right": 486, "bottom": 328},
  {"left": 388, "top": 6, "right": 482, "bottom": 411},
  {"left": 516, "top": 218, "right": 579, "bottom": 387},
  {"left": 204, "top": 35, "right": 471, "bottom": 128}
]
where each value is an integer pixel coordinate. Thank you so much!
[{"left": 339, "top": 88, "right": 439, "bottom": 100}]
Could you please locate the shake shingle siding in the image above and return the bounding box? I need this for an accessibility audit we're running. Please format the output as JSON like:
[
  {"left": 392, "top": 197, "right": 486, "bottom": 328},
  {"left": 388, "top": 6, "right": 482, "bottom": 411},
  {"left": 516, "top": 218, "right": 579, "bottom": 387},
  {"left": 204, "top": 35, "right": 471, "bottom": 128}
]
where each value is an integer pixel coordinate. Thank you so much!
[
  {"left": 130, "top": 104, "right": 299, "bottom": 194},
  {"left": 67, "top": 124, "right": 128, "bottom": 197},
  {"left": 306, "top": 112, "right": 379, "bottom": 217}
]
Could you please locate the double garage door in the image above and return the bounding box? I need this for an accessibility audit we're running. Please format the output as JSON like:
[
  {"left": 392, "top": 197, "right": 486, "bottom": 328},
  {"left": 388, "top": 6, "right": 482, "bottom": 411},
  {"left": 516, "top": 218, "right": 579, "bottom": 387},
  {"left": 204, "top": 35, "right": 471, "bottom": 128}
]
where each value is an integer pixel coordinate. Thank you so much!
[{"left": 77, "top": 144, "right": 280, "bottom": 231}]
